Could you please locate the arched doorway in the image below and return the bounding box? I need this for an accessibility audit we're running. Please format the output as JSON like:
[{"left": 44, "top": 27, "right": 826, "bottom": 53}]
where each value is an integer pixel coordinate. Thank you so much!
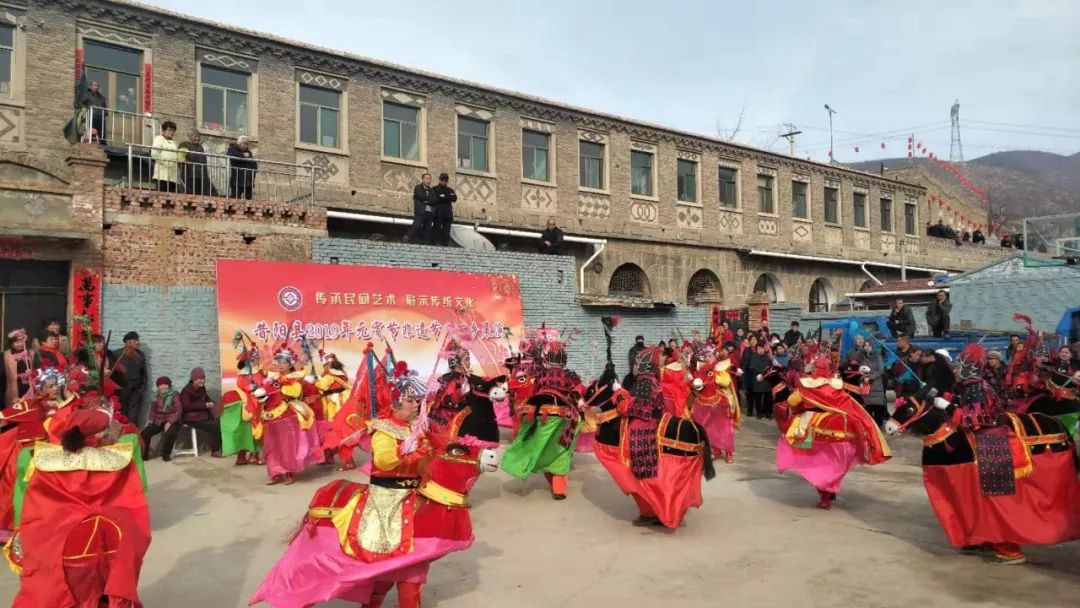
[
  {"left": 808, "top": 278, "right": 836, "bottom": 312},
  {"left": 686, "top": 269, "right": 722, "bottom": 306},
  {"left": 752, "top": 273, "right": 784, "bottom": 303},
  {"left": 608, "top": 263, "right": 651, "bottom": 298}
]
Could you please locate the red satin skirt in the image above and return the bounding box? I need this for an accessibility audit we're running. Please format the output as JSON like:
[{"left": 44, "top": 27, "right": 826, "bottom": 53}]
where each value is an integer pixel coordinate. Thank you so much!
[
  {"left": 923, "top": 449, "right": 1080, "bottom": 547},
  {"left": 594, "top": 442, "right": 704, "bottom": 529}
]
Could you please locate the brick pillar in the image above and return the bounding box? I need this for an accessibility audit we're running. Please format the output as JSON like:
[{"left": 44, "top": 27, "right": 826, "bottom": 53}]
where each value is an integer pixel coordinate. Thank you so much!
[
  {"left": 746, "top": 292, "right": 771, "bottom": 332},
  {"left": 65, "top": 143, "right": 108, "bottom": 344},
  {"left": 66, "top": 142, "right": 108, "bottom": 226}
]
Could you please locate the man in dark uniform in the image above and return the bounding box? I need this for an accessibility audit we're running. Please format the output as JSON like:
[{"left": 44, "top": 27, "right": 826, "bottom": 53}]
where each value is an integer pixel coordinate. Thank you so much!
[{"left": 113, "top": 331, "right": 148, "bottom": 424}]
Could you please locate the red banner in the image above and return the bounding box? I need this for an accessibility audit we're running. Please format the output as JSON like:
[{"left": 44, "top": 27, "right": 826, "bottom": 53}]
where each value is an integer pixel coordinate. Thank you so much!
[
  {"left": 143, "top": 63, "right": 153, "bottom": 113},
  {"left": 71, "top": 267, "right": 102, "bottom": 352},
  {"left": 215, "top": 260, "right": 525, "bottom": 390}
]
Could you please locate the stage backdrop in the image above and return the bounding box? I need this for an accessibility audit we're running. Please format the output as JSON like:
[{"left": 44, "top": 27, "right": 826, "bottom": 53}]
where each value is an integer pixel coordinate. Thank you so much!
[{"left": 215, "top": 260, "right": 524, "bottom": 391}]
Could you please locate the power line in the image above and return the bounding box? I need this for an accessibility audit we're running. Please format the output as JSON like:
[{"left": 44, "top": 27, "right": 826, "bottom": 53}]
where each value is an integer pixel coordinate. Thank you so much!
[{"left": 966, "top": 119, "right": 1080, "bottom": 134}]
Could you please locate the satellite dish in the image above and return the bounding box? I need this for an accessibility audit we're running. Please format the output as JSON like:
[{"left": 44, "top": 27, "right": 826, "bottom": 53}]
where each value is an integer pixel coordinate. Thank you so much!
[{"left": 450, "top": 225, "right": 496, "bottom": 251}]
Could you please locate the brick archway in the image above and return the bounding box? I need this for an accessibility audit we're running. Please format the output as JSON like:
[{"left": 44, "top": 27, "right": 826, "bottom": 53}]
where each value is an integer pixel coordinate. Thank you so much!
[
  {"left": 608, "top": 263, "right": 651, "bottom": 298},
  {"left": 751, "top": 272, "right": 784, "bottom": 303},
  {"left": 686, "top": 268, "right": 722, "bottom": 306}
]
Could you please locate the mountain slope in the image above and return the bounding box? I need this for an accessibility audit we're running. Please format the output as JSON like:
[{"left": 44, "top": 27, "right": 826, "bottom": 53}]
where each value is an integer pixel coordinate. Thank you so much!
[{"left": 847, "top": 150, "right": 1080, "bottom": 220}]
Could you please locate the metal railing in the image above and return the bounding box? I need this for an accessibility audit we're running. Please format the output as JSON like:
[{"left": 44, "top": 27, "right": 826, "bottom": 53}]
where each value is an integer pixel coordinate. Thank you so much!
[
  {"left": 81, "top": 106, "right": 158, "bottom": 147},
  {"left": 126, "top": 144, "right": 316, "bottom": 206}
]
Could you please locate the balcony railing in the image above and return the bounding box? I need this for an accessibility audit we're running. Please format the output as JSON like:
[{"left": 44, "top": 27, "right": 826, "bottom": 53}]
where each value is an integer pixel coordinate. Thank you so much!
[
  {"left": 81, "top": 106, "right": 158, "bottom": 147},
  {"left": 125, "top": 144, "right": 316, "bottom": 206}
]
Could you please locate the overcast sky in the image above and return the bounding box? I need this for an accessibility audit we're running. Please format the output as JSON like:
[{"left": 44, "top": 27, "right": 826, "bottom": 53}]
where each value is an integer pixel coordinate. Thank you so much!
[{"left": 142, "top": 0, "right": 1080, "bottom": 162}]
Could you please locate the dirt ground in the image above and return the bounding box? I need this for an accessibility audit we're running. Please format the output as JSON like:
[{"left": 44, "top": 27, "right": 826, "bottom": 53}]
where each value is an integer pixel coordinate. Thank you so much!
[{"left": 1, "top": 419, "right": 1078, "bottom": 607}]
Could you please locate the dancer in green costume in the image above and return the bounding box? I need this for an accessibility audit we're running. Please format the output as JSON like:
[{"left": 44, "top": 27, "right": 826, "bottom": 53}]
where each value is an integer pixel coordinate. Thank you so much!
[{"left": 501, "top": 328, "right": 584, "bottom": 500}]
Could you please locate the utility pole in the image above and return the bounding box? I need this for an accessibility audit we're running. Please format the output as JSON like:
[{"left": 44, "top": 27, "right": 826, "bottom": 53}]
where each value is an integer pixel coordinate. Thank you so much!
[
  {"left": 780, "top": 123, "right": 802, "bottom": 157},
  {"left": 824, "top": 104, "right": 837, "bottom": 163}
]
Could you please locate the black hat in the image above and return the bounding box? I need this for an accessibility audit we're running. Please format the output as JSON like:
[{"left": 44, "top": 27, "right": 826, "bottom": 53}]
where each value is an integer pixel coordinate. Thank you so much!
[{"left": 123, "top": 331, "right": 140, "bottom": 342}]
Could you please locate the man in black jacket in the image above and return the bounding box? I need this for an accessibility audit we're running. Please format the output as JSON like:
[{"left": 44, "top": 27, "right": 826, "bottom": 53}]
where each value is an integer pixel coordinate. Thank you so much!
[
  {"left": 783, "top": 321, "right": 803, "bottom": 347},
  {"left": 430, "top": 172, "right": 457, "bottom": 246},
  {"left": 925, "top": 290, "right": 952, "bottom": 338},
  {"left": 406, "top": 172, "right": 433, "bottom": 243},
  {"left": 887, "top": 298, "right": 916, "bottom": 337},
  {"left": 538, "top": 217, "right": 564, "bottom": 254},
  {"left": 227, "top": 136, "right": 257, "bottom": 199},
  {"left": 113, "top": 331, "right": 148, "bottom": 424}
]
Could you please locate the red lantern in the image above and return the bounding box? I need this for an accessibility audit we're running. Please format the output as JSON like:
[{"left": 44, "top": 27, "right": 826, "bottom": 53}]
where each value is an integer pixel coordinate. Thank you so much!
[
  {"left": 854, "top": 146, "right": 860, "bottom": 153},
  {"left": 881, "top": 142, "right": 886, "bottom": 149}
]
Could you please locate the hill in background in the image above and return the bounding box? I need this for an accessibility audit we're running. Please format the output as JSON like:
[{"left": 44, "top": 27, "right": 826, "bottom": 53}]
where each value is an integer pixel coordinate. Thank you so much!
[{"left": 848, "top": 150, "right": 1080, "bottom": 221}]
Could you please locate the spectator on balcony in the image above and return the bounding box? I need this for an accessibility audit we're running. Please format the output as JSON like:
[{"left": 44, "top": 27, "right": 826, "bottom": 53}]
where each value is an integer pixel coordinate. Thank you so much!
[
  {"left": 1000, "top": 234, "right": 1013, "bottom": 248},
  {"left": 178, "top": 129, "right": 217, "bottom": 196},
  {"left": 961, "top": 230, "right": 970, "bottom": 243},
  {"left": 925, "top": 290, "right": 952, "bottom": 338},
  {"left": 78, "top": 80, "right": 108, "bottom": 145},
  {"left": 150, "top": 121, "right": 180, "bottom": 192},
  {"left": 430, "top": 172, "right": 457, "bottom": 246},
  {"left": 887, "top": 298, "right": 916, "bottom": 338},
  {"left": 538, "top": 217, "right": 565, "bottom": 255},
  {"left": 972, "top": 228, "right": 985, "bottom": 244},
  {"left": 228, "top": 135, "right": 257, "bottom": 200},
  {"left": 1014, "top": 233, "right": 1025, "bottom": 251},
  {"left": 405, "top": 172, "right": 433, "bottom": 243}
]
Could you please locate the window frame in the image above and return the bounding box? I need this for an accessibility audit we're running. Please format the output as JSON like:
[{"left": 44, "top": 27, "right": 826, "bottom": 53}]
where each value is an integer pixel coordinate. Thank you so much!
[
  {"left": 296, "top": 82, "right": 345, "bottom": 152},
  {"left": 904, "top": 199, "right": 918, "bottom": 236},
  {"left": 791, "top": 177, "right": 810, "bottom": 220},
  {"left": 578, "top": 139, "right": 607, "bottom": 192},
  {"left": 756, "top": 172, "right": 776, "bottom": 215},
  {"left": 677, "top": 158, "right": 699, "bottom": 204},
  {"left": 381, "top": 99, "right": 424, "bottom": 165},
  {"left": 521, "top": 127, "right": 553, "bottom": 184},
  {"left": 718, "top": 164, "right": 740, "bottom": 210},
  {"left": 630, "top": 149, "right": 657, "bottom": 199},
  {"left": 197, "top": 62, "right": 254, "bottom": 137},
  {"left": 0, "top": 22, "right": 16, "bottom": 102},
  {"left": 456, "top": 114, "right": 493, "bottom": 175},
  {"left": 853, "top": 190, "right": 868, "bottom": 229},
  {"left": 879, "top": 197, "right": 894, "bottom": 233},
  {"left": 823, "top": 184, "right": 841, "bottom": 225}
]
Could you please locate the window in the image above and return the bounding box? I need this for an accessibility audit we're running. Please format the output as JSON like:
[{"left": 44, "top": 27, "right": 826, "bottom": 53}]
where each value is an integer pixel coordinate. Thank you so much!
[
  {"left": 824, "top": 186, "right": 839, "bottom": 224},
  {"left": 200, "top": 64, "right": 249, "bottom": 133},
  {"left": 792, "top": 180, "right": 808, "bottom": 219},
  {"left": 383, "top": 101, "right": 419, "bottom": 161},
  {"left": 457, "top": 116, "right": 489, "bottom": 172},
  {"left": 905, "top": 201, "right": 917, "bottom": 235},
  {"left": 631, "top": 150, "right": 654, "bottom": 196},
  {"left": 677, "top": 159, "right": 698, "bottom": 202},
  {"left": 753, "top": 273, "right": 783, "bottom": 303},
  {"left": 718, "top": 167, "right": 738, "bottom": 208},
  {"left": 853, "top": 192, "right": 867, "bottom": 227},
  {"left": 84, "top": 40, "right": 143, "bottom": 115},
  {"left": 298, "top": 84, "right": 340, "bottom": 148},
  {"left": 757, "top": 173, "right": 775, "bottom": 214},
  {"left": 522, "top": 130, "right": 550, "bottom": 181},
  {"left": 0, "top": 25, "right": 12, "bottom": 98},
  {"left": 880, "top": 198, "right": 893, "bottom": 232},
  {"left": 579, "top": 140, "right": 604, "bottom": 189}
]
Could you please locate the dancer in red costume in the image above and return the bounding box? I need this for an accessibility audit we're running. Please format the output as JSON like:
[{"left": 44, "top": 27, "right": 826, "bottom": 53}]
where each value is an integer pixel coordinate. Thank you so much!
[
  {"left": 259, "top": 345, "right": 320, "bottom": 485},
  {"left": 689, "top": 343, "right": 741, "bottom": 462},
  {"left": 250, "top": 363, "right": 502, "bottom": 608},
  {"left": 6, "top": 375, "right": 150, "bottom": 608},
  {"left": 773, "top": 354, "right": 891, "bottom": 509},
  {"left": 593, "top": 346, "right": 715, "bottom": 529}
]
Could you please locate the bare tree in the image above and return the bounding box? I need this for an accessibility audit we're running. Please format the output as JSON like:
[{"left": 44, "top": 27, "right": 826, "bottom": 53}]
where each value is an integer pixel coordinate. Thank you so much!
[{"left": 716, "top": 105, "right": 746, "bottom": 141}]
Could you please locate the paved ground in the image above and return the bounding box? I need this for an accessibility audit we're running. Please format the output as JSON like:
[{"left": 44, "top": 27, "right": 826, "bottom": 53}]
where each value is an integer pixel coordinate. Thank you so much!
[{"left": 2, "top": 419, "right": 1079, "bottom": 607}]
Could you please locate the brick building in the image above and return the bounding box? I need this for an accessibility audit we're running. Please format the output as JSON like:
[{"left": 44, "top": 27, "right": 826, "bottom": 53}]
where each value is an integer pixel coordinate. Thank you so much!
[{"left": 0, "top": 0, "right": 1010, "bottom": 410}]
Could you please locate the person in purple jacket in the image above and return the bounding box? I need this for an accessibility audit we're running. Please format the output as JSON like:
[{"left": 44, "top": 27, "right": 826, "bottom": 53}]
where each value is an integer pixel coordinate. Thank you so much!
[{"left": 140, "top": 376, "right": 182, "bottom": 460}]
